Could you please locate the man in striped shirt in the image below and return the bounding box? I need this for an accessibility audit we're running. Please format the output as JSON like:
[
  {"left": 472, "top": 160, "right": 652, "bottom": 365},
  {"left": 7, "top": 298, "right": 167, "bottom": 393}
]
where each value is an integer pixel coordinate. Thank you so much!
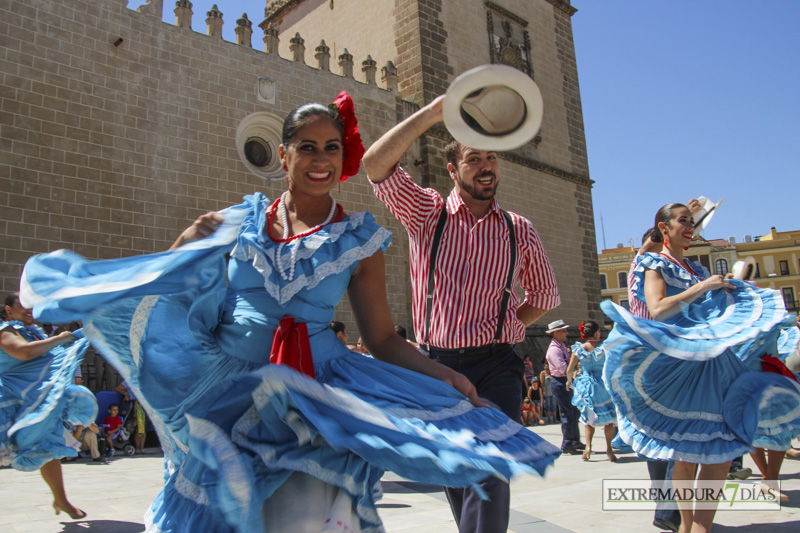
[{"left": 363, "top": 95, "right": 560, "bottom": 533}]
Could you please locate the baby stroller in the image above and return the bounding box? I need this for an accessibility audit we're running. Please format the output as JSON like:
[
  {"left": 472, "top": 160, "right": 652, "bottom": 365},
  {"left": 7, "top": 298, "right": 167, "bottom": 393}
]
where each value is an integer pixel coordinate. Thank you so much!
[{"left": 95, "top": 390, "right": 136, "bottom": 457}]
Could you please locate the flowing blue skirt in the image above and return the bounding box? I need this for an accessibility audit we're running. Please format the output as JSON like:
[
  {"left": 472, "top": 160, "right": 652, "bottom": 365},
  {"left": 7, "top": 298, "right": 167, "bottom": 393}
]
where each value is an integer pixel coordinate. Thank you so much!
[
  {"left": 21, "top": 208, "right": 562, "bottom": 532},
  {"left": 602, "top": 281, "right": 800, "bottom": 462},
  {"left": 571, "top": 370, "right": 616, "bottom": 427},
  {"left": 1, "top": 338, "right": 97, "bottom": 471}
]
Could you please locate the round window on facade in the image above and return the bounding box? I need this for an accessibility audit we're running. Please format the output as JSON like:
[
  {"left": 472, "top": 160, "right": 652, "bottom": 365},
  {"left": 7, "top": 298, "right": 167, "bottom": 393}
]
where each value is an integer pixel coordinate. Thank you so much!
[
  {"left": 244, "top": 137, "right": 272, "bottom": 168},
  {"left": 236, "top": 112, "right": 283, "bottom": 180}
]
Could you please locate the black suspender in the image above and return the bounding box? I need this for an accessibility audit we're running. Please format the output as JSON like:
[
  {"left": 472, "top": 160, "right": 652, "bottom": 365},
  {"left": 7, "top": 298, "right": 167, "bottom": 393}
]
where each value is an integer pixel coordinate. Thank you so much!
[
  {"left": 495, "top": 210, "right": 517, "bottom": 342},
  {"left": 423, "top": 207, "right": 517, "bottom": 348},
  {"left": 423, "top": 207, "right": 449, "bottom": 348}
]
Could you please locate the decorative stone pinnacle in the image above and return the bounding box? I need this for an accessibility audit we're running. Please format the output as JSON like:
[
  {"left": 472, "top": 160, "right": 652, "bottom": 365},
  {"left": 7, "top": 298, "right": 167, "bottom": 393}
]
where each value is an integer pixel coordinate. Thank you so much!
[
  {"left": 206, "top": 4, "right": 223, "bottom": 37},
  {"left": 289, "top": 32, "right": 306, "bottom": 64},
  {"left": 382, "top": 60, "right": 399, "bottom": 92},
  {"left": 235, "top": 13, "right": 253, "bottom": 47},
  {"left": 174, "top": 0, "right": 193, "bottom": 28},
  {"left": 315, "top": 40, "right": 331, "bottom": 71},
  {"left": 263, "top": 23, "right": 279, "bottom": 54},
  {"left": 362, "top": 55, "right": 377, "bottom": 85},
  {"left": 338, "top": 48, "right": 354, "bottom": 78}
]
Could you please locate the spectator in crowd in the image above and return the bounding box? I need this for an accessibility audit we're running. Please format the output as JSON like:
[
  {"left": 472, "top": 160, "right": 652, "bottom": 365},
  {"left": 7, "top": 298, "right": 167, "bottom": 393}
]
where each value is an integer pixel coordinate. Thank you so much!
[
  {"left": 331, "top": 321, "right": 348, "bottom": 346},
  {"left": 115, "top": 381, "right": 149, "bottom": 455},
  {"left": 69, "top": 423, "right": 107, "bottom": 464},
  {"left": 102, "top": 403, "right": 122, "bottom": 456}
]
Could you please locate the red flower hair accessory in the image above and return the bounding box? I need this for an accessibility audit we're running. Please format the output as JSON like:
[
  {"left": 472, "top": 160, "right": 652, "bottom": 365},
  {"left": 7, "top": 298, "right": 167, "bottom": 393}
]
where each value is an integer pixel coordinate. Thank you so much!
[
  {"left": 578, "top": 321, "right": 586, "bottom": 340},
  {"left": 330, "top": 91, "right": 364, "bottom": 182}
]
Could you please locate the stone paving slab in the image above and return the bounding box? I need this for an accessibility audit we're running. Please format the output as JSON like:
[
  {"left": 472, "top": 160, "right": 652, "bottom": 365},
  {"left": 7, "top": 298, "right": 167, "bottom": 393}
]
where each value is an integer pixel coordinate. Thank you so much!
[{"left": 1, "top": 424, "right": 798, "bottom": 532}]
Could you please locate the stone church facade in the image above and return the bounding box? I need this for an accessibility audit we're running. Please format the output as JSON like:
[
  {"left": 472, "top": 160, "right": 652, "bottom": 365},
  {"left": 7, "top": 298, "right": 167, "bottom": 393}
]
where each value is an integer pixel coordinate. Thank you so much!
[{"left": 0, "top": 0, "right": 600, "bottom": 365}]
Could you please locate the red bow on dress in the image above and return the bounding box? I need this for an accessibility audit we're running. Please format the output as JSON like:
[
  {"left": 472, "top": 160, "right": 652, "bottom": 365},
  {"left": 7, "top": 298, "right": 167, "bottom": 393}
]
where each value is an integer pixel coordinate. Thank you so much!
[
  {"left": 761, "top": 354, "right": 798, "bottom": 383},
  {"left": 270, "top": 315, "right": 315, "bottom": 379}
]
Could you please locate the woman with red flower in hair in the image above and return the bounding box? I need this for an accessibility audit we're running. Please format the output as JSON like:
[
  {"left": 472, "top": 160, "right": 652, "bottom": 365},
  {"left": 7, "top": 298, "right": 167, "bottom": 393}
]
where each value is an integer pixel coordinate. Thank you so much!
[{"left": 21, "top": 93, "right": 561, "bottom": 533}]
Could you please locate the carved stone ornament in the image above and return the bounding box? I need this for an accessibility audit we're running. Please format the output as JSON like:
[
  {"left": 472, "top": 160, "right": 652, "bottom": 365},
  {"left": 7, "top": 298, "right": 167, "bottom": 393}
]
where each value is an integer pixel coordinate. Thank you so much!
[{"left": 257, "top": 77, "right": 276, "bottom": 104}]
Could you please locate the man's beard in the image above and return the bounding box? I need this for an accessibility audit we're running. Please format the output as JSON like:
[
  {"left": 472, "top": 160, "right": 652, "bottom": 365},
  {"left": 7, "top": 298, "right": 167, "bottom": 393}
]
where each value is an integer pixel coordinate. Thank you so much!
[{"left": 458, "top": 171, "right": 498, "bottom": 201}]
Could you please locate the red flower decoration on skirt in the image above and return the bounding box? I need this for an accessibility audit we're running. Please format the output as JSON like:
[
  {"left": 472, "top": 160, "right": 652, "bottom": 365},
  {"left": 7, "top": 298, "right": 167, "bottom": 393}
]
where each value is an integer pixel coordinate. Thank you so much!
[
  {"left": 761, "top": 354, "right": 799, "bottom": 383},
  {"left": 331, "top": 91, "right": 365, "bottom": 182}
]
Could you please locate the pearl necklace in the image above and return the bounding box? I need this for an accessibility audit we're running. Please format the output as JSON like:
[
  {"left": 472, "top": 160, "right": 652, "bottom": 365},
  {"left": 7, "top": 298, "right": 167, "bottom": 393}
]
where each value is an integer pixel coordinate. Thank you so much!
[{"left": 275, "top": 192, "right": 338, "bottom": 282}]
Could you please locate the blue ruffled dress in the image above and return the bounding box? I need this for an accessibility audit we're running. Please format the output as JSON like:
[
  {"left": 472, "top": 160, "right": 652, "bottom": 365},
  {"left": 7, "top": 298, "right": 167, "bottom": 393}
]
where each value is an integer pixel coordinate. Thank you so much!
[
  {"left": 601, "top": 252, "right": 800, "bottom": 463},
  {"left": 20, "top": 194, "right": 561, "bottom": 533},
  {"left": 0, "top": 323, "right": 97, "bottom": 471},
  {"left": 570, "top": 342, "right": 616, "bottom": 427}
]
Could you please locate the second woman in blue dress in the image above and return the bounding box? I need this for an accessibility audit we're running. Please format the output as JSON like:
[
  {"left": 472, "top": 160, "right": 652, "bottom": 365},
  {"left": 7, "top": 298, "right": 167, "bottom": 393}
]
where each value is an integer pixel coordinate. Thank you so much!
[
  {"left": 566, "top": 320, "right": 617, "bottom": 462},
  {"left": 602, "top": 202, "right": 800, "bottom": 532}
]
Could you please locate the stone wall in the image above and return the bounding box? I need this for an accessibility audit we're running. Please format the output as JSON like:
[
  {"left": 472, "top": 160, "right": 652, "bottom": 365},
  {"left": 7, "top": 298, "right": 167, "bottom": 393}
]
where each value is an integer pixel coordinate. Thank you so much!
[{"left": 0, "top": 0, "right": 407, "bottom": 341}]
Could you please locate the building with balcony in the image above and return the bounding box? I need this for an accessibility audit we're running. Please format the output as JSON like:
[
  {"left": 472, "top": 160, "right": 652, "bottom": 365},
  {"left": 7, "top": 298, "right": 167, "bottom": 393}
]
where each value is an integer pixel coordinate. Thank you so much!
[{"left": 738, "top": 227, "right": 800, "bottom": 312}]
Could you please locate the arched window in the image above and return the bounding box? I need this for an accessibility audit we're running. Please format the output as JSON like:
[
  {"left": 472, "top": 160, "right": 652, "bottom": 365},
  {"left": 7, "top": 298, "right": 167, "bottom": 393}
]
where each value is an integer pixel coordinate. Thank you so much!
[
  {"left": 599, "top": 274, "right": 607, "bottom": 290},
  {"left": 714, "top": 259, "right": 729, "bottom": 276},
  {"left": 617, "top": 272, "right": 627, "bottom": 289}
]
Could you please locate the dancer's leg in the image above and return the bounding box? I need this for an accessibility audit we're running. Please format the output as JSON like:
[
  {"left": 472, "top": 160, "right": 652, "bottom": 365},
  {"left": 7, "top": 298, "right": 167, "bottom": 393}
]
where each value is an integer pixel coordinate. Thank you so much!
[
  {"left": 604, "top": 424, "right": 617, "bottom": 462},
  {"left": 691, "top": 462, "right": 730, "bottom": 533},
  {"left": 672, "top": 461, "right": 697, "bottom": 533},
  {"left": 40, "top": 460, "right": 81, "bottom": 515},
  {"left": 582, "top": 425, "right": 594, "bottom": 460},
  {"left": 750, "top": 448, "right": 768, "bottom": 478}
]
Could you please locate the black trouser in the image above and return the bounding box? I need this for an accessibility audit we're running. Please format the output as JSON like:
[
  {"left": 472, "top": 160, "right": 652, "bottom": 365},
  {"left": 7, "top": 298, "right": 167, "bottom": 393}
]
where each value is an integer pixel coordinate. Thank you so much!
[
  {"left": 648, "top": 459, "right": 681, "bottom": 525},
  {"left": 430, "top": 343, "right": 523, "bottom": 533},
  {"left": 549, "top": 375, "right": 581, "bottom": 450}
]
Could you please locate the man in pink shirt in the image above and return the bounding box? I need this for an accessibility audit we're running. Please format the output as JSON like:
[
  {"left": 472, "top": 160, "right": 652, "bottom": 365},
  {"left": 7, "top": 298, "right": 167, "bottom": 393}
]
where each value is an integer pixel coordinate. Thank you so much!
[{"left": 544, "top": 319, "right": 582, "bottom": 454}]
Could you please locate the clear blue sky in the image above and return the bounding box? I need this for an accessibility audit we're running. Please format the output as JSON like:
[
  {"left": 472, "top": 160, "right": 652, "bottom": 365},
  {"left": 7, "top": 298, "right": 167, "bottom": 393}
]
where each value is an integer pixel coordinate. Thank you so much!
[{"left": 152, "top": 1, "right": 799, "bottom": 250}]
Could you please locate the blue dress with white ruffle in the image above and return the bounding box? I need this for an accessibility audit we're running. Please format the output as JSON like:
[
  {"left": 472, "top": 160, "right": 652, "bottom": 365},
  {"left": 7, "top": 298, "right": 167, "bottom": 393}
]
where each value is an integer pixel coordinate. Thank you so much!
[
  {"left": 601, "top": 252, "right": 800, "bottom": 463},
  {"left": 570, "top": 342, "right": 616, "bottom": 427},
  {"left": 20, "top": 193, "right": 561, "bottom": 533},
  {"left": 0, "top": 323, "right": 97, "bottom": 471}
]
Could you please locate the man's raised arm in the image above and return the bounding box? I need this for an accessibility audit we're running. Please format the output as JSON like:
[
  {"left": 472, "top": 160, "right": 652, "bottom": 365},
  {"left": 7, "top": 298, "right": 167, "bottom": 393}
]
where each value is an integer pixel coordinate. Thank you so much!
[{"left": 362, "top": 95, "right": 445, "bottom": 183}]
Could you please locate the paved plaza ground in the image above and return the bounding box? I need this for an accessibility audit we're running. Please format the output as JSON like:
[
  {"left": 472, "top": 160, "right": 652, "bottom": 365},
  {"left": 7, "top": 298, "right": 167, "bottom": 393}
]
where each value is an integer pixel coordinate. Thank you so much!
[{"left": 2, "top": 423, "right": 798, "bottom": 532}]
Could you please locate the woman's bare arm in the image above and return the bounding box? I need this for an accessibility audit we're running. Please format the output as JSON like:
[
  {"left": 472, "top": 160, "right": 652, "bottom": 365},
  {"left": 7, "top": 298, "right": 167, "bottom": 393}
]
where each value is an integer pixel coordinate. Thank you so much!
[
  {"left": 0, "top": 328, "right": 74, "bottom": 361},
  {"left": 644, "top": 269, "right": 733, "bottom": 321},
  {"left": 347, "top": 250, "right": 486, "bottom": 407}
]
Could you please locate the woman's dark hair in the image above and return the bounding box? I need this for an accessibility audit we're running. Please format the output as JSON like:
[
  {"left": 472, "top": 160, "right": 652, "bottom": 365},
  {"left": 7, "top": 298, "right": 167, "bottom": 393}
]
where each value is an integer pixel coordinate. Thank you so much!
[
  {"left": 282, "top": 103, "right": 342, "bottom": 145},
  {"left": 642, "top": 226, "right": 661, "bottom": 245},
  {"left": 2, "top": 292, "right": 20, "bottom": 321},
  {"left": 394, "top": 324, "right": 407, "bottom": 340},
  {"left": 653, "top": 203, "right": 687, "bottom": 241},
  {"left": 579, "top": 320, "right": 600, "bottom": 340},
  {"left": 330, "top": 321, "right": 346, "bottom": 335}
]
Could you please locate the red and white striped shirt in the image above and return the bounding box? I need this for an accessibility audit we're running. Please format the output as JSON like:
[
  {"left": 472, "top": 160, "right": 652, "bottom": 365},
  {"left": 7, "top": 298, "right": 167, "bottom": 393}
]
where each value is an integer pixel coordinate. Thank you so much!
[
  {"left": 372, "top": 166, "right": 560, "bottom": 348},
  {"left": 627, "top": 255, "right": 652, "bottom": 319}
]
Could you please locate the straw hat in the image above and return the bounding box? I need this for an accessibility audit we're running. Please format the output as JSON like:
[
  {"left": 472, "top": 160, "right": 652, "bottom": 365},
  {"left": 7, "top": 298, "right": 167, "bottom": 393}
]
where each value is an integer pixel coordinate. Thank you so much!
[
  {"left": 442, "top": 64, "right": 544, "bottom": 151},
  {"left": 545, "top": 320, "right": 569, "bottom": 333}
]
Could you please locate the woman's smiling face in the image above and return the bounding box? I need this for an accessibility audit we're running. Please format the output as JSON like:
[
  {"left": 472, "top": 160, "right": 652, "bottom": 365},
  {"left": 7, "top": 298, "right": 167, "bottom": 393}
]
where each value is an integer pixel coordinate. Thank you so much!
[
  {"left": 661, "top": 206, "right": 695, "bottom": 249},
  {"left": 5, "top": 298, "right": 33, "bottom": 325},
  {"left": 280, "top": 115, "right": 343, "bottom": 197}
]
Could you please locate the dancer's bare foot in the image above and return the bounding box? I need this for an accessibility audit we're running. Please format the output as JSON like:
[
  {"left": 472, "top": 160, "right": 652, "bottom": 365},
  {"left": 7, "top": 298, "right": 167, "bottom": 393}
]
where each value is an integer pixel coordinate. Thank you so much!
[
  {"left": 582, "top": 448, "right": 591, "bottom": 461},
  {"left": 607, "top": 451, "right": 618, "bottom": 462}
]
